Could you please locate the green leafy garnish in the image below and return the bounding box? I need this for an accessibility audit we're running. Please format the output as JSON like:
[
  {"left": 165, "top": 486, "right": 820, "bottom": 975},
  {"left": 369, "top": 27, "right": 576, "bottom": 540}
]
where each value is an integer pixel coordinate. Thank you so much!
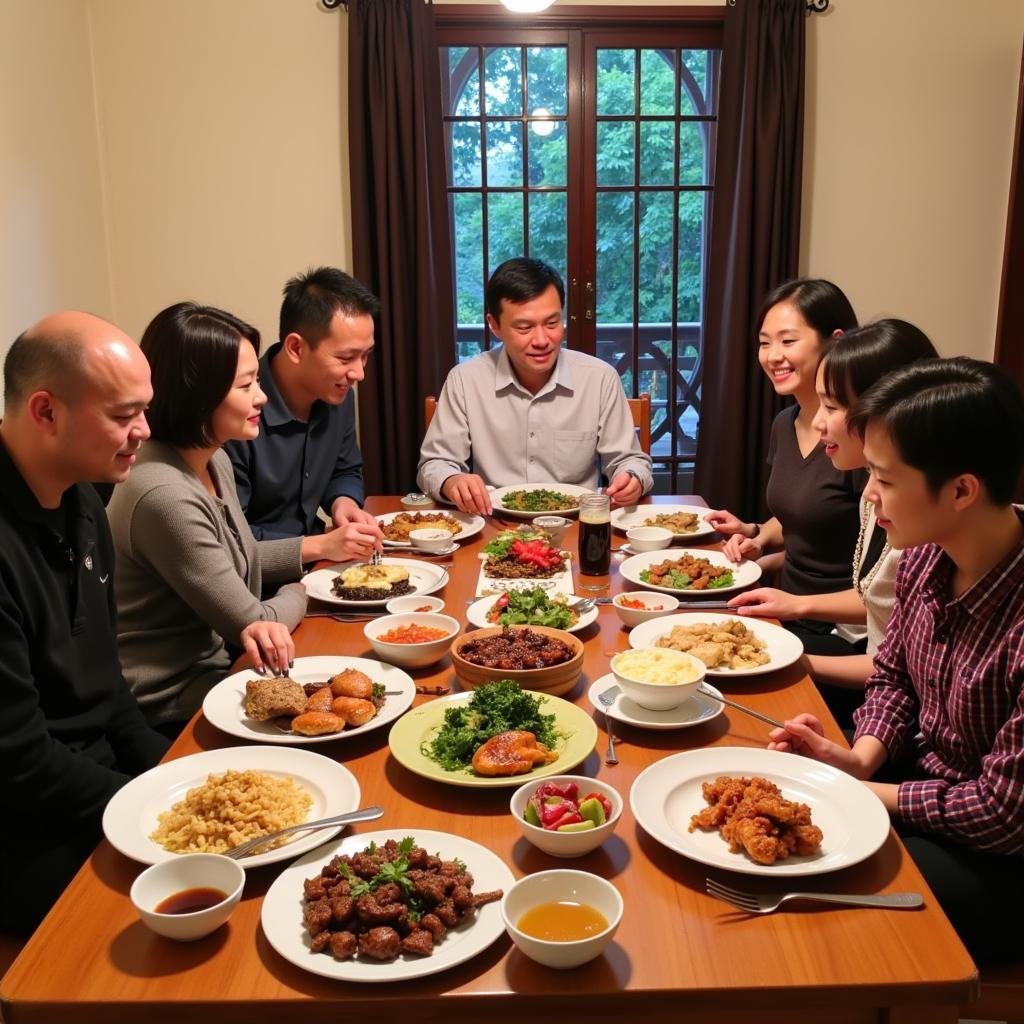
[
  {"left": 490, "top": 588, "right": 576, "bottom": 629},
  {"left": 421, "top": 680, "right": 560, "bottom": 772},
  {"left": 484, "top": 528, "right": 546, "bottom": 559}
]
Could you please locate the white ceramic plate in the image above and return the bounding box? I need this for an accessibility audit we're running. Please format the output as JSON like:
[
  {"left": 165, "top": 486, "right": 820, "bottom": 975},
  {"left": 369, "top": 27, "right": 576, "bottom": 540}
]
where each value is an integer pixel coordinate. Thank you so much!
[
  {"left": 377, "top": 511, "right": 485, "bottom": 548},
  {"left": 261, "top": 828, "right": 515, "bottom": 982},
  {"left": 611, "top": 504, "right": 715, "bottom": 540},
  {"left": 587, "top": 673, "right": 724, "bottom": 731},
  {"left": 465, "top": 594, "right": 598, "bottom": 634},
  {"left": 489, "top": 482, "right": 591, "bottom": 519},
  {"left": 304, "top": 558, "right": 448, "bottom": 607},
  {"left": 630, "top": 747, "right": 890, "bottom": 877},
  {"left": 627, "top": 613, "right": 804, "bottom": 678},
  {"left": 102, "top": 747, "right": 361, "bottom": 868},
  {"left": 201, "top": 656, "right": 416, "bottom": 745},
  {"left": 476, "top": 554, "right": 575, "bottom": 597},
  {"left": 619, "top": 548, "right": 762, "bottom": 597}
]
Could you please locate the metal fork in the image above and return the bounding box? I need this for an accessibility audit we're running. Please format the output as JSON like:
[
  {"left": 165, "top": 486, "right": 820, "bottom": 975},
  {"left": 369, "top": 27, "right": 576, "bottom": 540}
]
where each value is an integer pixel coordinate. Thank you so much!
[
  {"left": 705, "top": 878, "right": 923, "bottom": 914},
  {"left": 223, "top": 805, "right": 384, "bottom": 860}
]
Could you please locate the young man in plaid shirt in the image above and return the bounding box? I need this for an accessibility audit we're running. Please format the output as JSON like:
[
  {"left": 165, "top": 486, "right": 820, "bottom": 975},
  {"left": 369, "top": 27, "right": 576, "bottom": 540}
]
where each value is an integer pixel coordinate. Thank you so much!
[{"left": 769, "top": 357, "right": 1024, "bottom": 964}]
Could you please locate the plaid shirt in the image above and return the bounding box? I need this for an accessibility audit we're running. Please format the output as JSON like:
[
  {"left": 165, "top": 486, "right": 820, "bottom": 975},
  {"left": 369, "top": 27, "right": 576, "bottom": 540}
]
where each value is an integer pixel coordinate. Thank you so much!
[{"left": 853, "top": 513, "right": 1024, "bottom": 855}]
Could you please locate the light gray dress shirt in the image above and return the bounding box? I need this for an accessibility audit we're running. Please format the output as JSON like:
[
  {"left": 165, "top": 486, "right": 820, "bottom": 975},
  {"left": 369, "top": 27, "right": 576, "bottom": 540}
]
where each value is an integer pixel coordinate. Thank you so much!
[
  {"left": 107, "top": 442, "right": 308, "bottom": 724},
  {"left": 416, "top": 347, "right": 654, "bottom": 500}
]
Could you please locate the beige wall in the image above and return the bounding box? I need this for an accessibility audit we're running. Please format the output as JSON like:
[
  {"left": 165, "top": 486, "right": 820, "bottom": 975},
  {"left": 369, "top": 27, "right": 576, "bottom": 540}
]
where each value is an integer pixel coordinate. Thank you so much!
[
  {"left": 0, "top": 0, "right": 113, "bottom": 356},
  {"left": 2, "top": 0, "right": 1021, "bottom": 386},
  {"left": 802, "top": 0, "right": 1024, "bottom": 358}
]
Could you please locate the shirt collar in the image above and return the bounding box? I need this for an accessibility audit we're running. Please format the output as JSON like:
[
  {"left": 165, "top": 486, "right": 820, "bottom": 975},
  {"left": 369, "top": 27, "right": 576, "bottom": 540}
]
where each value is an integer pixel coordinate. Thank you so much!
[
  {"left": 259, "top": 342, "right": 329, "bottom": 428},
  {"left": 492, "top": 345, "right": 574, "bottom": 398}
]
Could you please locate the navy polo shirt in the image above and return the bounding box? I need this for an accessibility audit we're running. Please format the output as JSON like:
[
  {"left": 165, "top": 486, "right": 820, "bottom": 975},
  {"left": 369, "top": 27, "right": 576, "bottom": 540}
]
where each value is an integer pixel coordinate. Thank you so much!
[{"left": 225, "top": 342, "right": 364, "bottom": 540}]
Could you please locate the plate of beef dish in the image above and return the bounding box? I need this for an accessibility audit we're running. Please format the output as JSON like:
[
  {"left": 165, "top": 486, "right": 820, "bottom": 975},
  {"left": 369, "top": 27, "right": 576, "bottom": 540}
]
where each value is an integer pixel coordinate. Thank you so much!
[{"left": 618, "top": 548, "right": 762, "bottom": 597}]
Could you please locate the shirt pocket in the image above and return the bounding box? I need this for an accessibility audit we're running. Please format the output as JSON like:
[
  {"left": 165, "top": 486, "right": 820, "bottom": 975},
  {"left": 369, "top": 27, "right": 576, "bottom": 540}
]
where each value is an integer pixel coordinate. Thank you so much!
[{"left": 552, "top": 430, "right": 599, "bottom": 482}]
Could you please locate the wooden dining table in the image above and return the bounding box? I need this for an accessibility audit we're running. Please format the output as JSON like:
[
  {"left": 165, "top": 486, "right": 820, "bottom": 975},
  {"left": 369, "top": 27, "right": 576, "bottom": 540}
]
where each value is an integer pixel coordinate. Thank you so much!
[{"left": 1, "top": 496, "right": 978, "bottom": 1024}]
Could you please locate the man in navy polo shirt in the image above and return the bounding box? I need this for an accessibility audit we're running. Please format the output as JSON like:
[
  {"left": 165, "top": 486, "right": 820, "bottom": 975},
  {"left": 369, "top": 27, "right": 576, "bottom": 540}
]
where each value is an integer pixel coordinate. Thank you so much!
[{"left": 227, "top": 267, "right": 383, "bottom": 563}]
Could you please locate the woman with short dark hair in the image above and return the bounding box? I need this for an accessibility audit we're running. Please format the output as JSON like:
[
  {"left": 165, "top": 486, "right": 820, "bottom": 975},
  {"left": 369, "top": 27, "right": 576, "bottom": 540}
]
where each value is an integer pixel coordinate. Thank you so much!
[{"left": 107, "top": 303, "right": 317, "bottom": 728}]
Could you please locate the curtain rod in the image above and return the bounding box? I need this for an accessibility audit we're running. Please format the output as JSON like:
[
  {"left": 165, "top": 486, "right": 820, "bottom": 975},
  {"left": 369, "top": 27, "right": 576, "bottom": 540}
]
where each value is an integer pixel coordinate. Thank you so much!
[{"left": 323, "top": 0, "right": 829, "bottom": 11}]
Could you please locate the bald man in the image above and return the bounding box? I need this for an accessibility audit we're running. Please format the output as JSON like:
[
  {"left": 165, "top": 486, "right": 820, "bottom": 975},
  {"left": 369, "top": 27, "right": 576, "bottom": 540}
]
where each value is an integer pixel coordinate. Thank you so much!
[{"left": 0, "top": 312, "right": 169, "bottom": 938}]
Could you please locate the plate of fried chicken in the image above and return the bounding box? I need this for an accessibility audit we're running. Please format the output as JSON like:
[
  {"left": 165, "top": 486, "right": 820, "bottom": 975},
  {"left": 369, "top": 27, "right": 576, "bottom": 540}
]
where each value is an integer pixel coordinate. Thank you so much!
[{"left": 630, "top": 748, "right": 889, "bottom": 876}]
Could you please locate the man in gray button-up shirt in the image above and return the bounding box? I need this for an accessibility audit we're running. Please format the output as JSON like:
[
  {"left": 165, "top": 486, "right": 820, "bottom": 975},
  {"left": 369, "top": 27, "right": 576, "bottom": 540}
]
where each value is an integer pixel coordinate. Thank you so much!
[{"left": 417, "top": 258, "right": 653, "bottom": 516}]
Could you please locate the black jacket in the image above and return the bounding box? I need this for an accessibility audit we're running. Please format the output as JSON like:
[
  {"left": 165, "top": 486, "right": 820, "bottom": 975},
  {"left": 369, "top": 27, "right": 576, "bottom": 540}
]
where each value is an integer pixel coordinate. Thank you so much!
[{"left": 0, "top": 439, "right": 168, "bottom": 837}]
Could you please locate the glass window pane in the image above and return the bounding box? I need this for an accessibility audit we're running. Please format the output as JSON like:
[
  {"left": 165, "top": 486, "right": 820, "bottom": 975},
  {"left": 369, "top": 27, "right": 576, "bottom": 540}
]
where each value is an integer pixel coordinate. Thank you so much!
[
  {"left": 448, "top": 122, "right": 481, "bottom": 187},
  {"left": 677, "top": 191, "right": 707, "bottom": 324},
  {"left": 597, "top": 49, "right": 635, "bottom": 116},
  {"left": 527, "top": 46, "right": 566, "bottom": 116},
  {"left": 680, "top": 121, "right": 714, "bottom": 186},
  {"left": 528, "top": 191, "right": 567, "bottom": 273},
  {"left": 638, "top": 121, "right": 675, "bottom": 186},
  {"left": 486, "top": 121, "right": 523, "bottom": 187},
  {"left": 488, "top": 192, "right": 524, "bottom": 269},
  {"left": 452, "top": 48, "right": 481, "bottom": 117},
  {"left": 638, "top": 191, "right": 673, "bottom": 323},
  {"left": 454, "top": 192, "right": 484, "bottom": 329},
  {"left": 527, "top": 119, "right": 566, "bottom": 186},
  {"left": 596, "top": 121, "right": 635, "bottom": 187},
  {"left": 596, "top": 191, "right": 634, "bottom": 323},
  {"left": 682, "top": 48, "right": 719, "bottom": 116},
  {"left": 485, "top": 47, "right": 522, "bottom": 116},
  {"left": 640, "top": 49, "right": 675, "bottom": 116}
]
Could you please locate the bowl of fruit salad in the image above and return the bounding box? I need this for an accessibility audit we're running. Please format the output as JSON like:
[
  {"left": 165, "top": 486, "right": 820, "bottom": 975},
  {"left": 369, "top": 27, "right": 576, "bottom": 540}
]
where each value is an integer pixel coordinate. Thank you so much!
[{"left": 510, "top": 776, "right": 621, "bottom": 858}]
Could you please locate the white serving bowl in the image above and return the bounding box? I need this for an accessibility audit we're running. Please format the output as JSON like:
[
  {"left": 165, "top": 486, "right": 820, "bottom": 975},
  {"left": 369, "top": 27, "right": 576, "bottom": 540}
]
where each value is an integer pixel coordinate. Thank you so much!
[
  {"left": 408, "top": 528, "right": 454, "bottom": 552},
  {"left": 625, "top": 525, "right": 673, "bottom": 552},
  {"left": 610, "top": 647, "right": 705, "bottom": 711},
  {"left": 386, "top": 594, "right": 445, "bottom": 615},
  {"left": 130, "top": 853, "right": 245, "bottom": 942},
  {"left": 501, "top": 869, "right": 623, "bottom": 969},
  {"left": 611, "top": 591, "right": 680, "bottom": 629},
  {"left": 534, "top": 515, "right": 570, "bottom": 546},
  {"left": 363, "top": 612, "right": 460, "bottom": 669},
  {"left": 510, "top": 775, "right": 622, "bottom": 858}
]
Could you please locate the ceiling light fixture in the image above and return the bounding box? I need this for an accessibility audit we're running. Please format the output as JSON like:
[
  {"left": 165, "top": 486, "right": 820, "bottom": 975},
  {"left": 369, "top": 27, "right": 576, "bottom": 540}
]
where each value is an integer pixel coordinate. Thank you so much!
[{"left": 499, "top": 0, "right": 556, "bottom": 12}]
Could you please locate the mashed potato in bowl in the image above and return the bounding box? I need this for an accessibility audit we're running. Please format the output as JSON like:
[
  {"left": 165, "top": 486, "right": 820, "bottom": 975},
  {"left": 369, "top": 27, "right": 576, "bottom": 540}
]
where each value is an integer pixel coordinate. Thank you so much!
[{"left": 610, "top": 648, "right": 705, "bottom": 711}]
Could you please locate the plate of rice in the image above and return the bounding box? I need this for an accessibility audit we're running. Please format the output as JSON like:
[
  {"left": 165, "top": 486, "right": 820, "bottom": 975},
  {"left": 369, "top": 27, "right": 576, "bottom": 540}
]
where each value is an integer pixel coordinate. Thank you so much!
[{"left": 102, "top": 746, "right": 360, "bottom": 867}]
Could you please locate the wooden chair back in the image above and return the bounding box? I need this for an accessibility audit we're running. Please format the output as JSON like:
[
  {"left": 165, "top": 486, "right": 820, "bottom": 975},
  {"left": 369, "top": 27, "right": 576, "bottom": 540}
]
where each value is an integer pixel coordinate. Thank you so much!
[{"left": 424, "top": 392, "right": 651, "bottom": 454}]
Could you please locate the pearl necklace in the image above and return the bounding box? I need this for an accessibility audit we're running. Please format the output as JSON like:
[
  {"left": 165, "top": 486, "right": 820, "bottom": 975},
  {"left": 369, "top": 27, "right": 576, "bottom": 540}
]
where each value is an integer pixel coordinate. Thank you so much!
[{"left": 852, "top": 506, "right": 890, "bottom": 598}]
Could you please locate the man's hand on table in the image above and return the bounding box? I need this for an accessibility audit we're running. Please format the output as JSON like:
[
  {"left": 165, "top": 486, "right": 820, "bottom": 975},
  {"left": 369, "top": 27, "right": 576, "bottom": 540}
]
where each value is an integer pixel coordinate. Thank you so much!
[
  {"left": 605, "top": 471, "right": 643, "bottom": 506},
  {"left": 442, "top": 473, "right": 493, "bottom": 516},
  {"left": 331, "top": 496, "right": 379, "bottom": 531}
]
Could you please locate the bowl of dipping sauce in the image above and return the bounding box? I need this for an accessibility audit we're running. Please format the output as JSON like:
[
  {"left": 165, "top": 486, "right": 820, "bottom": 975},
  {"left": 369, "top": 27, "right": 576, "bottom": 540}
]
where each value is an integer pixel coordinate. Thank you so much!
[
  {"left": 408, "top": 528, "right": 455, "bottom": 552},
  {"left": 534, "top": 516, "right": 570, "bottom": 546},
  {"left": 501, "top": 869, "right": 623, "bottom": 969},
  {"left": 611, "top": 591, "right": 679, "bottom": 629},
  {"left": 625, "top": 525, "right": 673, "bottom": 552},
  {"left": 610, "top": 647, "right": 705, "bottom": 711},
  {"left": 364, "top": 612, "right": 460, "bottom": 669},
  {"left": 386, "top": 594, "right": 445, "bottom": 615},
  {"left": 401, "top": 492, "right": 435, "bottom": 510},
  {"left": 130, "top": 854, "right": 244, "bottom": 941}
]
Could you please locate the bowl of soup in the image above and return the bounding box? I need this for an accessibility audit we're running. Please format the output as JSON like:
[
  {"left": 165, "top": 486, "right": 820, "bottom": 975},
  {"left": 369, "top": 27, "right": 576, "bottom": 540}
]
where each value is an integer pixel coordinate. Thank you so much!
[
  {"left": 610, "top": 647, "right": 705, "bottom": 710},
  {"left": 501, "top": 869, "right": 623, "bottom": 969}
]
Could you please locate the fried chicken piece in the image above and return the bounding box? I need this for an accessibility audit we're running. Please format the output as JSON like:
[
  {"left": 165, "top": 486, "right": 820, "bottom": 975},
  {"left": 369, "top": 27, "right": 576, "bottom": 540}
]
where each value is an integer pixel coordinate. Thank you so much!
[
  {"left": 331, "top": 696, "right": 376, "bottom": 727},
  {"left": 291, "top": 711, "right": 345, "bottom": 736},
  {"left": 399, "top": 929, "right": 434, "bottom": 957},
  {"left": 303, "top": 685, "right": 335, "bottom": 715},
  {"left": 358, "top": 926, "right": 401, "bottom": 961},
  {"left": 721, "top": 815, "right": 788, "bottom": 865},
  {"left": 328, "top": 931, "right": 358, "bottom": 959},
  {"left": 471, "top": 730, "right": 558, "bottom": 777}
]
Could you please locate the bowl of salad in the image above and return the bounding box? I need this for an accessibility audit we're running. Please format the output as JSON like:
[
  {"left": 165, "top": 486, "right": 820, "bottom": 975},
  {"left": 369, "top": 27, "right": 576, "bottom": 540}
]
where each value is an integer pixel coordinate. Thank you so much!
[{"left": 510, "top": 775, "right": 622, "bottom": 858}]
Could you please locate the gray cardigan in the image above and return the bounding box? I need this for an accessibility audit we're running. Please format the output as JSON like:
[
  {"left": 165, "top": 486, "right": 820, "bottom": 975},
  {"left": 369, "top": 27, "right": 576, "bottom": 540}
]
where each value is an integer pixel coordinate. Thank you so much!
[{"left": 107, "top": 442, "right": 307, "bottom": 724}]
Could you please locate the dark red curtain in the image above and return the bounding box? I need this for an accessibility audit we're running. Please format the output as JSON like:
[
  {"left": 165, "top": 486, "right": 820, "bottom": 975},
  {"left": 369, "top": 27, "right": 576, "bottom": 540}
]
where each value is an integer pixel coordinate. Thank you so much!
[
  {"left": 694, "top": 0, "right": 806, "bottom": 518},
  {"left": 349, "top": 0, "right": 455, "bottom": 495}
]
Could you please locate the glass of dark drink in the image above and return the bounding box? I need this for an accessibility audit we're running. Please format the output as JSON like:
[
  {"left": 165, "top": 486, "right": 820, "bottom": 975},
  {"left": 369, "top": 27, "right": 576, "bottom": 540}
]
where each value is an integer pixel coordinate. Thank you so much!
[{"left": 578, "top": 493, "right": 611, "bottom": 575}]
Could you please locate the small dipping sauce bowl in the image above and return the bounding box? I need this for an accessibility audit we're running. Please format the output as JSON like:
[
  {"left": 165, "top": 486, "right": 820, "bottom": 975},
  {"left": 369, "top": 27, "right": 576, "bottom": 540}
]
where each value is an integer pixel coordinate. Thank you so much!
[
  {"left": 501, "top": 869, "right": 623, "bottom": 969},
  {"left": 401, "top": 492, "right": 435, "bottom": 510},
  {"left": 533, "top": 515, "right": 570, "bottom": 546},
  {"left": 130, "top": 854, "right": 244, "bottom": 941},
  {"left": 625, "top": 525, "right": 673, "bottom": 552},
  {"left": 408, "top": 528, "right": 454, "bottom": 552},
  {"left": 386, "top": 594, "right": 445, "bottom": 615}
]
